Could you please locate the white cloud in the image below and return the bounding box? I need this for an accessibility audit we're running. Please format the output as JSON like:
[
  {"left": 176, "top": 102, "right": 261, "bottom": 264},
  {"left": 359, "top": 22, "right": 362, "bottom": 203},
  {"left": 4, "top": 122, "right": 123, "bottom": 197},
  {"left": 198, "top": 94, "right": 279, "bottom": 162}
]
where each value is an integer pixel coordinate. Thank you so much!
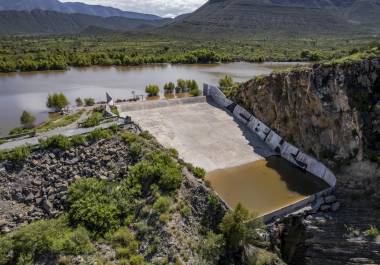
[{"left": 60, "top": 0, "right": 207, "bottom": 17}]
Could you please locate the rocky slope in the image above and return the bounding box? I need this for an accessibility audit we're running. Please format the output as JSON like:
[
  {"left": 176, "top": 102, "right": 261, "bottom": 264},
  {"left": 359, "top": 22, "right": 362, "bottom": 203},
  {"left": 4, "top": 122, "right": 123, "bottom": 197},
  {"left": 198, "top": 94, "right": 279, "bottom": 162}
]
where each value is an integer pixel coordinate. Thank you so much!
[
  {"left": 230, "top": 55, "right": 380, "bottom": 264},
  {"left": 164, "top": 0, "right": 380, "bottom": 36}
]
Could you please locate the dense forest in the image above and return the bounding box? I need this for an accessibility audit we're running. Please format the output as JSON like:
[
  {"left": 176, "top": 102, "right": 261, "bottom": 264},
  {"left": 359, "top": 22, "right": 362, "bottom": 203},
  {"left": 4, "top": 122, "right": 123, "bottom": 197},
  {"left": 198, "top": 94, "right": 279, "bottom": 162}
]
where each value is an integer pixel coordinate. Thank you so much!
[{"left": 0, "top": 34, "right": 378, "bottom": 72}]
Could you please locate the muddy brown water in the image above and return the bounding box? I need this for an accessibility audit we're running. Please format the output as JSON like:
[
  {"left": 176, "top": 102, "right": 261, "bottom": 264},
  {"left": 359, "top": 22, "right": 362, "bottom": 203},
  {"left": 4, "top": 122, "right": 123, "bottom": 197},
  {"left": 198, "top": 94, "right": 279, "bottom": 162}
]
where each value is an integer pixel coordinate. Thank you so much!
[{"left": 206, "top": 156, "right": 329, "bottom": 216}]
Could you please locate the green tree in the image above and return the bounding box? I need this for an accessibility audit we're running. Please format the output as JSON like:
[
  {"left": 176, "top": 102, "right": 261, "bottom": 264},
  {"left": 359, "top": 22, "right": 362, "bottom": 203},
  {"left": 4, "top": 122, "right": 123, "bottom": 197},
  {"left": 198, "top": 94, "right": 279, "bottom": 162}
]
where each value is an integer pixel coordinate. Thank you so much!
[
  {"left": 75, "top": 97, "right": 83, "bottom": 107},
  {"left": 47, "top": 93, "right": 69, "bottom": 112},
  {"left": 163, "top": 82, "right": 175, "bottom": 94},
  {"left": 176, "top": 79, "right": 186, "bottom": 93},
  {"left": 220, "top": 203, "right": 261, "bottom": 258},
  {"left": 219, "top": 75, "right": 234, "bottom": 90},
  {"left": 84, "top": 98, "right": 95, "bottom": 107},
  {"left": 20, "top": 111, "right": 36, "bottom": 129},
  {"left": 145, "top": 85, "right": 160, "bottom": 97}
]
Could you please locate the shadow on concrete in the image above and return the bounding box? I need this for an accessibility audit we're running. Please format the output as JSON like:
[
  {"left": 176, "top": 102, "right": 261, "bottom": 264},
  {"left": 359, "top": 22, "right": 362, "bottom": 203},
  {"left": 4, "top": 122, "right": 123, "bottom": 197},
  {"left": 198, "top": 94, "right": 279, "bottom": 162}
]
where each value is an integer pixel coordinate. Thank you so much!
[{"left": 206, "top": 97, "right": 276, "bottom": 159}]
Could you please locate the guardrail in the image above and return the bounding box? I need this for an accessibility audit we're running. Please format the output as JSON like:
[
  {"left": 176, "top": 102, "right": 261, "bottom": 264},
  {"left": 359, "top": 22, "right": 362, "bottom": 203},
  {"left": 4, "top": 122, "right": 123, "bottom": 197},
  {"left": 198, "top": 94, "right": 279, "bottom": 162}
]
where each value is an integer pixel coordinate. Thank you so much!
[{"left": 203, "top": 83, "right": 337, "bottom": 223}]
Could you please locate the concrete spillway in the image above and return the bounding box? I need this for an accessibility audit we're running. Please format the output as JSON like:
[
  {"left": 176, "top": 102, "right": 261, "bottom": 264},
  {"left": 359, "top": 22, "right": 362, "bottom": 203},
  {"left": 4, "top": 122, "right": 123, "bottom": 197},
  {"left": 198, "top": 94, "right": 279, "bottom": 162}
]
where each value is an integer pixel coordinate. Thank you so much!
[{"left": 119, "top": 93, "right": 335, "bottom": 222}]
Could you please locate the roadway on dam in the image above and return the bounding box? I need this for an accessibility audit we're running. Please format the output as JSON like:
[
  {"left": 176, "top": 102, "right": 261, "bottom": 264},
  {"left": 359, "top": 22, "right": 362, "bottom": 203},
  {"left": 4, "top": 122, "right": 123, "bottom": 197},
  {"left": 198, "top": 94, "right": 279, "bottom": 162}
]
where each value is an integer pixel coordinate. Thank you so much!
[{"left": 119, "top": 97, "right": 328, "bottom": 216}]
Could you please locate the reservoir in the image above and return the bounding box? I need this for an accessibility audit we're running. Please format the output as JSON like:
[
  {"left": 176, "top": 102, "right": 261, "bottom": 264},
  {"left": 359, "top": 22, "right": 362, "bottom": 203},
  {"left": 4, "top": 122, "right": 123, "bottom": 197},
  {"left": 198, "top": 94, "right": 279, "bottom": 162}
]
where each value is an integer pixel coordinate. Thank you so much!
[
  {"left": 0, "top": 62, "right": 298, "bottom": 135},
  {"left": 205, "top": 156, "right": 329, "bottom": 216}
]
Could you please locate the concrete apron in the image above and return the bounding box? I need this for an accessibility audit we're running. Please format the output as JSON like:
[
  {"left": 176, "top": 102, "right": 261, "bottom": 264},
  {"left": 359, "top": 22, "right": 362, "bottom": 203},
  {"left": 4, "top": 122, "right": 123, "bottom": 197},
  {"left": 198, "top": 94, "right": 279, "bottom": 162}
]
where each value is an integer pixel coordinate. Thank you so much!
[{"left": 118, "top": 93, "right": 336, "bottom": 224}]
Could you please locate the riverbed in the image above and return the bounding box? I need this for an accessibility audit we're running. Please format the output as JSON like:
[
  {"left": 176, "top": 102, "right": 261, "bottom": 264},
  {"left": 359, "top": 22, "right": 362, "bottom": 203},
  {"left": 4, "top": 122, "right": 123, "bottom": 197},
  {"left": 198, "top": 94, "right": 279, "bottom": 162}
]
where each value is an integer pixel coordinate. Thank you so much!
[{"left": 0, "top": 62, "right": 301, "bottom": 135}]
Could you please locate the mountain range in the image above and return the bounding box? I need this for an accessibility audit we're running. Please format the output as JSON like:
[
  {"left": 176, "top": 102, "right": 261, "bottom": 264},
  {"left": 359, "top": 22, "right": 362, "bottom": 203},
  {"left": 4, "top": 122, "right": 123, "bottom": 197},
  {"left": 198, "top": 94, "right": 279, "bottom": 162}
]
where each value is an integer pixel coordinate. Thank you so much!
[
  {"left": 164, "top": 0, "right": 380, "bottom": 36},
  {"left": 0, "top": 9, "right": 168, "bottom": 35},
  {"left": 0, "top": 0, "right": 379, "bottom": 36},
  {"left": 0, "top": 0, "right": 161, "bottom": 20}
]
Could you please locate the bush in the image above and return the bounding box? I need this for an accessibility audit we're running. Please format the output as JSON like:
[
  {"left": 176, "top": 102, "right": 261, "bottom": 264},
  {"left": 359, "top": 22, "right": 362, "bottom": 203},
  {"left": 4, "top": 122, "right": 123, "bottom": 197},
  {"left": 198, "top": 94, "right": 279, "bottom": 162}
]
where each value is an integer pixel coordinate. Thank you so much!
[
  {"left": 76, "top": 97, "right": 83, "bottom": 107},
  {"left": 71, "top": 135, "right": 86, "bottom": 146},
  {"left": 164, "top": 82, "right": 175, "bottom": 94},
  {"left": 68, "top": 179, "right": 121, "bottom": 235},
  {"left": 177, "top": 79, "right": 186, "bottom": 93},
  {"left": 364, "top": 225, "right": 379, "bottom": 239},
  {"left": 39, "top": 135, "right": 72, "bottom": 150},
  {"left": 84, "top": 98, "right": 96, "bottom": 107},
  {"left": 145, "top": 84, "right": 160, "bottom": 96},
  {"left": 82, "top": 112, "right": 103, "bottom": 128},
  {"left": 47, "top": 93, "right": 69, "bottom": 111},
  {"left": 6, "top": 145, "right": 31, "bottom": 163},
  {"left": 188, "top": 80, "right": 200, "bottom": 96},
  {"left": 220, "top": 203, "right": 261, "bottom": 256},
  {"left": 199, "top": 232, "right": 225, "bottom": 264},
  {"left": 87, "top": 128, "right": 112, "bottom": 142},
  {"left": 0, "top": 216, "right": 93, "bottom": 265},
  {"left": 219, "top": 75, "right": 234, "bottom": 90},
  {"left": 20, "top": 111, "right": 36, "bottom": 129},
  {"left": 128, "top": 151, "right": 182, "bottom": 194},
  {"left": 110, "top": 106, "right": 119, "bottom": 116},
  {"left": 193, "top": 167, "right": 206, "bottom": 179},
  {"left": 153, "top": 196, "right": 171, "bottom": 214}
]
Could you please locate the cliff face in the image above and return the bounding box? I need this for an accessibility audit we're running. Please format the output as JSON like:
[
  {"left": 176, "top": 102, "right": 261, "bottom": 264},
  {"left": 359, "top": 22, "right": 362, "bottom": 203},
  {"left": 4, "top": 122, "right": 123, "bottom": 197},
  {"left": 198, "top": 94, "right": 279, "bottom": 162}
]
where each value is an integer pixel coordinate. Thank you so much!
[{"left": 231, "top": 59, "right": 380, "bottom": 168}]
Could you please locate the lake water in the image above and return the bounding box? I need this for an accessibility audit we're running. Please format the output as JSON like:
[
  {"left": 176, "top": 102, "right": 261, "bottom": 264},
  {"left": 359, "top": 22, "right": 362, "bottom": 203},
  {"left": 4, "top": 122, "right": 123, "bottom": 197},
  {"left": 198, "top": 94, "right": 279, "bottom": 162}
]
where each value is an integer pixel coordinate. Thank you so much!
[
  {"left": 205, "top": 156, "right": 329, "bottom": 216},
  {"left": 0, "top": 62, "right": 297, "bottom": 135}
]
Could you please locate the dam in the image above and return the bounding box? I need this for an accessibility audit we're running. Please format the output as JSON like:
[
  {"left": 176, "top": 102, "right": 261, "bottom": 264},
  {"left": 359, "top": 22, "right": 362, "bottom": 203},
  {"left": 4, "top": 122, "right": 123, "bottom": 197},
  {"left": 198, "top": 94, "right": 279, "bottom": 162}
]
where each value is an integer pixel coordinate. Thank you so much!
[{"left": 118, "top": 87, "right": 335, "bottom": 221}]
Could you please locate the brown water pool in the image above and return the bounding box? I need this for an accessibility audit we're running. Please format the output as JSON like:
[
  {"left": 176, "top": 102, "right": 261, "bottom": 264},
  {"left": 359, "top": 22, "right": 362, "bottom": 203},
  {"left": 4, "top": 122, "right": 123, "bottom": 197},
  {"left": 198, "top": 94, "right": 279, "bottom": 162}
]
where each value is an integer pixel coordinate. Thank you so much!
[{"left": 205, "top": 156, "right": 329, "bottom": 216}]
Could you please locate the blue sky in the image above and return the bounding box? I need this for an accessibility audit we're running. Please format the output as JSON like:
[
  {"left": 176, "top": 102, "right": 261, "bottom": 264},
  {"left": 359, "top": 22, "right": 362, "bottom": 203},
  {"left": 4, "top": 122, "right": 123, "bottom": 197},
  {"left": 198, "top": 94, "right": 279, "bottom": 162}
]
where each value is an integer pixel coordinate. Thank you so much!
[{"left": 61, "top": 0, "right": 207, "bottom": 17}]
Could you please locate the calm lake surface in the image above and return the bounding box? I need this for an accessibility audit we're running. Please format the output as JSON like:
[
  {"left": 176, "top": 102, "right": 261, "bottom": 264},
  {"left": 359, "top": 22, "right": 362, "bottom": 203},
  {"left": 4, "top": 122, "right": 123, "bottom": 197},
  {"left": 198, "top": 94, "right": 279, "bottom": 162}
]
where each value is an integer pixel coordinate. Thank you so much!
[
  {"left": 206, "top": 156, "right": 329, "bottom": 216},
  {"left": 0, "top": 62, "right": 298, "bottom": 135}
]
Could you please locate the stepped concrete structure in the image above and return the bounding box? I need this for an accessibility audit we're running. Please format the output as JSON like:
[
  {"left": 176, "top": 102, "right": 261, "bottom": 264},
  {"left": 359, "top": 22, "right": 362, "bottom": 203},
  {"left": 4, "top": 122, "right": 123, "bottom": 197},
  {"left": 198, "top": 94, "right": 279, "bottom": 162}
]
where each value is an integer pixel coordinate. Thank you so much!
[{"left": 118, "top": 87, "right": 336, "bottom": 223}]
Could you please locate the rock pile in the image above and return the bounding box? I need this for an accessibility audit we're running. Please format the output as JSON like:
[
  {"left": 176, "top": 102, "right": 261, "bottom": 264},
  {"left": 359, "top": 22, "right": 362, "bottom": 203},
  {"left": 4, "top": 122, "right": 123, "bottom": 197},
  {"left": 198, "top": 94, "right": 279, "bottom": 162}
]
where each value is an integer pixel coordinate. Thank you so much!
[{"left": 0, "top": 137, "right": 133, "bottom": 232}]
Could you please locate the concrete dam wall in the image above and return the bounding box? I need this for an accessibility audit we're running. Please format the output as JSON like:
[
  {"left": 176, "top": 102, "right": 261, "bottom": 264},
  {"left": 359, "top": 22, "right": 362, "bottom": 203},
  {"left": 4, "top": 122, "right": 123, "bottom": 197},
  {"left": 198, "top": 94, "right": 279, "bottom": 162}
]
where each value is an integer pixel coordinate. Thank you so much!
[{"left": 203, "top": 84, "right": 337, "bottom": 223}]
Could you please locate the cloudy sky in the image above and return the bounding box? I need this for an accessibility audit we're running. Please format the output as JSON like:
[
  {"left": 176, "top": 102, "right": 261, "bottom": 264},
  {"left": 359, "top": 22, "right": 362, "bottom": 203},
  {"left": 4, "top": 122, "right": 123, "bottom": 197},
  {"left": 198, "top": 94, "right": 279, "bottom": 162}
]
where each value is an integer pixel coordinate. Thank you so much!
[{"left": 60, "top": 0, "right": 207, "bottom": 17}]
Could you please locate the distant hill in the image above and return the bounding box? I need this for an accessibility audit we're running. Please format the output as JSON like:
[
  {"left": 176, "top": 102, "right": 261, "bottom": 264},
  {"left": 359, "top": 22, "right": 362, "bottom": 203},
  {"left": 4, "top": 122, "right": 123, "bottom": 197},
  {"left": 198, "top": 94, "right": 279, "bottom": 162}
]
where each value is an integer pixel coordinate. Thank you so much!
[
  {"left": 0, "top": 0, "right": 162, "bottom": 20},
  {"left": 0, "top": 10, "right": 167, "bottom": 35},
  {"left": 164, "top": 0, "right": 380, "bottom": 36}
]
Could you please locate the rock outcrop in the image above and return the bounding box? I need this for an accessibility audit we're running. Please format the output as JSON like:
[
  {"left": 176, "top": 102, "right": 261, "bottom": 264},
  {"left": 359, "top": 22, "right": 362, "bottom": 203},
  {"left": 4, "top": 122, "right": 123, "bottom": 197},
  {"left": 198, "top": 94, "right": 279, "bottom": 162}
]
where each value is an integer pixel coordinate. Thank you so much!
[
  {"left": 230, "top": 58, "right": 380, "bottom": 264},
  {"left": 231, "top": 58, "right": 380, "bottom": 169}
]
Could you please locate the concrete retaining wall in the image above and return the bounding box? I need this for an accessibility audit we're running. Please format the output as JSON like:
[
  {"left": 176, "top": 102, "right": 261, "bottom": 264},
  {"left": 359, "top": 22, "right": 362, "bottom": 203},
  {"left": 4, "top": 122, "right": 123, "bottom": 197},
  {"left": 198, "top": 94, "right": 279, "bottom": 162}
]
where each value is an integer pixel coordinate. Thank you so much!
[
  {"left": 204, "top": 84, "right": 337, "bottom": 223},
  {"left": 118, "top": 96, "right": 207, "bottom": 112}
]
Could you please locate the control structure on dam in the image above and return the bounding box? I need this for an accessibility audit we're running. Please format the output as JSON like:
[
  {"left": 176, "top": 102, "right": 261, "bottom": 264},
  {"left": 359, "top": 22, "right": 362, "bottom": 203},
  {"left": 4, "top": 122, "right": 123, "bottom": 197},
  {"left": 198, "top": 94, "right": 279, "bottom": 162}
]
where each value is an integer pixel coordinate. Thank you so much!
[
  {"left": 203, "top": 84, "right": 336, "bottom": 222},
  {"left": 118, "top": 86, "right": 336, "bottom": 223}
]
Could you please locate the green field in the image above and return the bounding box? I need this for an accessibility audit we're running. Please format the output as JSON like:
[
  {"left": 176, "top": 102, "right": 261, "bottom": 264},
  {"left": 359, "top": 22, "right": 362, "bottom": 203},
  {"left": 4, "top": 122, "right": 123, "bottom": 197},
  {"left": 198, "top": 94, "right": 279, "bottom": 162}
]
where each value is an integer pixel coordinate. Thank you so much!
[{"left": 0, "top": 34, "right": 378, "bottom": 72}]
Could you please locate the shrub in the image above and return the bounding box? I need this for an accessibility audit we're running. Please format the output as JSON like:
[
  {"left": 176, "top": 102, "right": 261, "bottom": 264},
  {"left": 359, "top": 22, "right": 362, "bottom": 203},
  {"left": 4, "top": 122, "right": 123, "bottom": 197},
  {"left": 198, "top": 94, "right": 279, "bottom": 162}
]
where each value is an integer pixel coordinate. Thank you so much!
[
  {"left": 129, "top": 151, "right": 182, "bottom": 194},
  {"left": 76, "top": 97, "right": 83, "bottom": 107},
  {"left": 153, "top": 196, "right": 171, "bottom": 214},
  {"left": 47, "top": 93, "right": 69, "bottom": 111},
  {"left": 199, "top": 232, "right": 225, "bottom": 264},
  {"left": 87, "top": 128, "right": 112, "bottom": 142},
  {"left": 39, "top": 135, "right": 72, "bottom": 150},
  {"left": 20, "top": 111, "right": 36, "bottom": 129},
  {"left": 164, "top": 82, "right": 175, "bottom": 94},
  {"left": 145, "top": 84, "right": 160, "bottom": 97},
  {"left": 6, "top": 145, "right": 31, "bottom": 163},
  {"left": 364, "top": 225, "right": 379, "bottom": 239},
  {"left": 71, "top": 135, "right": 86, "bottom": 146},
  {"left": 84, "top": 98, "right": 96, "bottom": 107},
  {"left": 219, "top": 75, "right": 234, "bottom": 90},
  {"left": 220, "top": 203, "right": 261, "bottom": 256},
  {"left": 68, "top": 179, "right": 121, "bottom": 235},
  {"left": 82, "top": 112, "right": 103, "bottom": 128},
  {"left": 188, "top": 80, "right": 200, "bottom": 96},
  {"left": 177, "top": 79, "right": 186, "bottom": 93},
  {"left": 193, "top": 167, "right": 206, "bottom": 179},
  {"left": 0, "top": 216, "right": 93, "bottom": 265},
  {"left": 9, "top": 127, "right": 30, "bottom": 136}
]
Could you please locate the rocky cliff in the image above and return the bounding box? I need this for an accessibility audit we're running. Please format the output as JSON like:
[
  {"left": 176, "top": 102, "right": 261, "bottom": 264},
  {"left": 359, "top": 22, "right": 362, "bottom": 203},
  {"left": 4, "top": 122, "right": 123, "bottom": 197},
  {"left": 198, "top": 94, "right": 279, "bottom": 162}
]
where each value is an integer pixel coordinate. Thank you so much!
[
  {"left": 231, "top": 58, "right": 380, "bottom": 169},
  {"left": 230, "top": 57, "right": 380, "bottom": 264}
]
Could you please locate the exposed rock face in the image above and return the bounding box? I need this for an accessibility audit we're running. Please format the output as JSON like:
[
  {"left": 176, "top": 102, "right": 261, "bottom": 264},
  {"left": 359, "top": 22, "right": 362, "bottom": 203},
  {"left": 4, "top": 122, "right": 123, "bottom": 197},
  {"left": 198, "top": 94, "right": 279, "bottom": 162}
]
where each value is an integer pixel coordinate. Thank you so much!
[
  {"left": 231, "top": 59, "right": 380, "bottom": 169},
  {"left": 231, "top": 59, "right": 380, "bottom": 264}
]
